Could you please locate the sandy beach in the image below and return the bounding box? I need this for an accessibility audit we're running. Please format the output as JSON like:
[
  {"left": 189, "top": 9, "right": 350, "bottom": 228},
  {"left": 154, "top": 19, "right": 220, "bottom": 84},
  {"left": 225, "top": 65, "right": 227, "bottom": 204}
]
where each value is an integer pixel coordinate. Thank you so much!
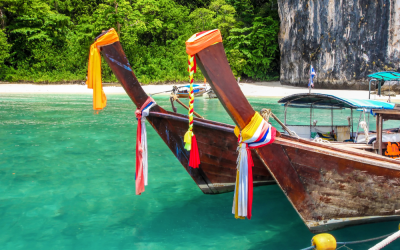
[{"left": 1, "top": 81, "right": 399, "bottom": 101}]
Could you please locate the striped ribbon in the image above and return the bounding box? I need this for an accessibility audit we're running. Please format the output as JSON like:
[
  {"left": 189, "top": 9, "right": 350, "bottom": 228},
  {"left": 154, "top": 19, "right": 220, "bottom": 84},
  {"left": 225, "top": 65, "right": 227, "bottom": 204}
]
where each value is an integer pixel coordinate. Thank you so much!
[
  {"left": 135, "top": 97, "right": 157, "bottom": 195},
  {"left": 233, "top": 112, "right": 276, "bottom": 219}
]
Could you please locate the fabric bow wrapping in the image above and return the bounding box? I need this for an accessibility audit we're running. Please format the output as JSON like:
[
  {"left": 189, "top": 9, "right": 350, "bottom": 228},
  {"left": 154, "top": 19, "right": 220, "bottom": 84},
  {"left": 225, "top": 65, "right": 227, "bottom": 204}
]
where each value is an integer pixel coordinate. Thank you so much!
[
  {"left": 86, "top": 28, "right": 119, "bottom": 110},
  {"left": 233, "top": 112, "right": 276, "bottom": 219},
  {"left": 135, "top": 97, "right": 157, "bottom": 195}
]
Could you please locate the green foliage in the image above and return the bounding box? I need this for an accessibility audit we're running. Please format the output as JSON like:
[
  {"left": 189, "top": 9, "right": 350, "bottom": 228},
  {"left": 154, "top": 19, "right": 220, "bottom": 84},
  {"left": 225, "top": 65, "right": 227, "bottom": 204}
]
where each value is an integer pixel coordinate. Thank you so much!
[
  {"left": 189, "top": 8, "right": 215, "bottom": 32},
  {"left": 0, "top": 0, "right": 280, "bottom": 83},
  {"left": 228, "top": 16, "right": 279, "bottom": 80},
  {"left": 0, "top": 29, "right": 10, "bottom": 67},
  {"left": 209, "top": 0, "right": 236, "bottom": 38}
]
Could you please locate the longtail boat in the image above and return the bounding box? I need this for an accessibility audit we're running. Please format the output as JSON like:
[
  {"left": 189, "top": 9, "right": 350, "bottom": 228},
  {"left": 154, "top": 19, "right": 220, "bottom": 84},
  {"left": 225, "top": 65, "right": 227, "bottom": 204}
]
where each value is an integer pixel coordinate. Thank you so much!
[
  {"left": 189, "top": 30, "right": 400, "bottom": 232},
  {"left": 91, "top": 29, "right": 275, "bottom": 194}
]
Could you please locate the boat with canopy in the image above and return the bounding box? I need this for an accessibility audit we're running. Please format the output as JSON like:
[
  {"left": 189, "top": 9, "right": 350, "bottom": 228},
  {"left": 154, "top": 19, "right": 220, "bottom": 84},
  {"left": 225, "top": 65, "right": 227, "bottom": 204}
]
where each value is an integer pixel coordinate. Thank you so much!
[
  {"left": 278, "top": 93, "right": 399, "bottom": 148},
  {"left": 368, "top": 71, "right": 400, "bottom": 100},
  {"left": 189, "top": 29, "right": 400, "bottom": 233},
  {"left": 85, "top": 28, "right": 275, "bottom": 195}
]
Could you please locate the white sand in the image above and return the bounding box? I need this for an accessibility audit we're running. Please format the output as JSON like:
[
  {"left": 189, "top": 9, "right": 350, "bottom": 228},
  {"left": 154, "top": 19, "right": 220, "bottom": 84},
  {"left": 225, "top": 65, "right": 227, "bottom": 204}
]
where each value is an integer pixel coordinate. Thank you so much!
[{"left": 0, "top": 82, "right": 399, "bottom": 101}]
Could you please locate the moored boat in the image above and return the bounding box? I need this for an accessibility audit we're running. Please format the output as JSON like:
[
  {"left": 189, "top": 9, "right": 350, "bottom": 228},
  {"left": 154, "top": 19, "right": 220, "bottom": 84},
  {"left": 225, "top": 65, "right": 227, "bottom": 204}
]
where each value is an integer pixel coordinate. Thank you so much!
[
  {"left": 277, "top": 93, "right": 399, "bottom": 152},
  {"left": 89, "top": 29, "right": 275, "bottom": 194},
  {"left": 189, "top": 29, "right": 400, "bottom": 232},
  {"left": 173, "top": 84, "right": 207, "bottom": 98}
]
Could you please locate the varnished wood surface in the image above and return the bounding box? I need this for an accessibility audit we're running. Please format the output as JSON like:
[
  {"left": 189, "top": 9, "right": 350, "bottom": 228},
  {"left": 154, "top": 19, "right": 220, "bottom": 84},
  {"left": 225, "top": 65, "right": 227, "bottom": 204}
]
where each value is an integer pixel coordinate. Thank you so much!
[
  {"left": 196, "top": 42, "right": 400, "bottom": 232},
  {"left": 99, "top": 42, "right": 275, "bottom": 194},
  {"left": 196, "top": 44, "right": 254, "bottom": 129}
]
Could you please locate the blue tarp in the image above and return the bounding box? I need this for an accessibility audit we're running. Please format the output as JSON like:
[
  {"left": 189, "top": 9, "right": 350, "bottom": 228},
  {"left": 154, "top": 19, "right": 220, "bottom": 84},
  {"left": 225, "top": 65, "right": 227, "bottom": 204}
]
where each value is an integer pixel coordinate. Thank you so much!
[
  {"left": 368, "top": 71, "right": 400, "bottom": 81},
  {"left": 278, "top": 93, "right": 395, "bottom": 109}
]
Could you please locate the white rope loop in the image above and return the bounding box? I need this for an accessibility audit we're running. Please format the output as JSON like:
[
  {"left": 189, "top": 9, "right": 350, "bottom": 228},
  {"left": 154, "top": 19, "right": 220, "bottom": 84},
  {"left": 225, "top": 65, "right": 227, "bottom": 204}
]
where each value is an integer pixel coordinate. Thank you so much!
[{"left": 368, "top": 231, "right": 400, "bottom": 250}]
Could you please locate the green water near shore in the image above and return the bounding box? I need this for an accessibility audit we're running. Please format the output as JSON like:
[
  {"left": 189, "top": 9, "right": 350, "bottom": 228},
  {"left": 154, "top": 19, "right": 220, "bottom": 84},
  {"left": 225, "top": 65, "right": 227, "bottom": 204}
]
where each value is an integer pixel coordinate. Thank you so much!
[{"left": 0, "top": 94, "right": 399, "bottom": 250}]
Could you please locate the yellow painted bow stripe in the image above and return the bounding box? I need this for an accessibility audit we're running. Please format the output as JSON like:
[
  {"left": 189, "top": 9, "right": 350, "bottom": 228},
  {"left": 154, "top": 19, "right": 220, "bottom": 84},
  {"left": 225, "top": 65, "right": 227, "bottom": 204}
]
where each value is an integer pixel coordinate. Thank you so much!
[{"left": 234, "top": 112, "right": 264, "bottom": 142}]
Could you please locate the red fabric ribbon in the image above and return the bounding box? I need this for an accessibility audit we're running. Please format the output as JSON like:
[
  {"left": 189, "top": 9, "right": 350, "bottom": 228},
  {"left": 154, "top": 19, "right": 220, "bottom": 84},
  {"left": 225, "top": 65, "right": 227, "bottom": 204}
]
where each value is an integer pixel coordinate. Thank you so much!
[
  {"left": 135, "top": 97, "right": 155, "bottom": 195},
  {"left": 246, "top": 145, "right": 254, "bottom": 219},
  {"left": 189, "top": 135, "right": 200, "bottom": 168}
]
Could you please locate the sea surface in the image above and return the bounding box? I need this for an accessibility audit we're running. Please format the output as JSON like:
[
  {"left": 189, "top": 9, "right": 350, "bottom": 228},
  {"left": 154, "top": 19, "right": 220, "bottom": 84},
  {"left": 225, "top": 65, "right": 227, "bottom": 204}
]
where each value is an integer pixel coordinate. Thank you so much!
[{"left": 0, "top": 93, "right": 399, "bottom": 250}]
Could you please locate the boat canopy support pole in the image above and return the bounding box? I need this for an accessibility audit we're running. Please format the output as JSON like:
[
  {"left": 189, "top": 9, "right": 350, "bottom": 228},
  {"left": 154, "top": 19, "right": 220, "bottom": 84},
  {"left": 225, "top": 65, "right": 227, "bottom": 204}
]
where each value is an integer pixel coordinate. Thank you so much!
[
  {"left": 310, "top": 104, "right": 312, "bottom": 139},
  {"left": 284, "top": 103, "right": 288, "bottom": 126},
  {"left": 378, "top": 80, "right": 383, "bottom": 96},
  {"left": 351, "top": 108, "right": 354, "bottom": 141},
  {"left": 369, "top": 79, "right": 377, "bottom": 99},
  {"left": 331, "top": 106, "right": 334, "bottom": 136}
]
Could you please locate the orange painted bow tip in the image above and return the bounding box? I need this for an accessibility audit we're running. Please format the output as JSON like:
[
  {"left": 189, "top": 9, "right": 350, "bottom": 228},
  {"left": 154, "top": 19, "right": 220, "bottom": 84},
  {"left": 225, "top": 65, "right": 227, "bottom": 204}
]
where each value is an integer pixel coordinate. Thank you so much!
[{"left": 186, "top": 29, "right": 223, "bottom": 55}]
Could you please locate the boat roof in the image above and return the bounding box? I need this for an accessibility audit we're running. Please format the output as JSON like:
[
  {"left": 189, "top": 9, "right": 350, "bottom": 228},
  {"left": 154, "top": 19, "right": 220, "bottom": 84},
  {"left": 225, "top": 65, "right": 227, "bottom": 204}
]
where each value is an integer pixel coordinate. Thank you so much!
[
  {"left": 278, "top": 93, "right": 395, "bottom": 109},
  {"left": 367, "top": 71, "right": 400, "bottom": 81}
]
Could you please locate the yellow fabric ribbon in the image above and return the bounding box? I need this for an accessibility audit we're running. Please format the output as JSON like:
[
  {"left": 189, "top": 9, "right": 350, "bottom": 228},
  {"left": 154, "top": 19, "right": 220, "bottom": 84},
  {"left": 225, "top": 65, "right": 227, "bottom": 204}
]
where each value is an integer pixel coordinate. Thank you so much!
[
  {"left": 234, "top": 112, "right": 263, "bottom": 141},
  {"left": 86, "top": 28, "right": 119, "bottom": 110}
]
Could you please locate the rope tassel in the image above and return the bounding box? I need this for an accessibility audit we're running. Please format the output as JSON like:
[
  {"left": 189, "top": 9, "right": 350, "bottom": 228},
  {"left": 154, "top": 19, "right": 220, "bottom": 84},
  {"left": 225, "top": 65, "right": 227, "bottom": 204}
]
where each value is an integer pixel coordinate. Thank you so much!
[
  {"left": 184, "top": 54, "right": 200, "bottom": 169},
  {"left": 135, "top": 97, "right": 156, "bottom": 195}
]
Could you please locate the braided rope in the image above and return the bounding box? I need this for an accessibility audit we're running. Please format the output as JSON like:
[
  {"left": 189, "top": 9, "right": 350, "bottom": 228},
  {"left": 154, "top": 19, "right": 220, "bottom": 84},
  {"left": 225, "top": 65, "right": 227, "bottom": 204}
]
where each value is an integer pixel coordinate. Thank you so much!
[
  {"left": 188, "top": 55, "right": 195, "bottom": 135},
  {"left": 184, "top": 54, "right": 195, "bottom": 151}
]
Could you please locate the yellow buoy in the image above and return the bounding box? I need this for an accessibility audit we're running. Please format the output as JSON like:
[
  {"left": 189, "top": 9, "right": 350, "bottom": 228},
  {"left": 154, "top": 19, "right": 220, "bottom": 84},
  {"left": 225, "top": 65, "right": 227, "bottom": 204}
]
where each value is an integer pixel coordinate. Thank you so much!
[{"left": 311, "top": 233, "right": 337, "bottom": 250}]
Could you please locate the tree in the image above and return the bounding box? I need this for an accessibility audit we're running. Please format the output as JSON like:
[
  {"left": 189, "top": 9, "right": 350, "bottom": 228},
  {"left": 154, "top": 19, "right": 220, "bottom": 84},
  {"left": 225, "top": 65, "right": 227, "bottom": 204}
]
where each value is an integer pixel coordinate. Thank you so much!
[
  {"left": 0, "top": 29, "right": 10, "bottom": 68},
  {"left": 209, "top": 0, "right": 235, "bottom": 38},
  {"left": 189, "top": 8, "right": 215, "bottom": 32},
  {"left": 228, "top": 16, "right": 280, "bottom": 79}
]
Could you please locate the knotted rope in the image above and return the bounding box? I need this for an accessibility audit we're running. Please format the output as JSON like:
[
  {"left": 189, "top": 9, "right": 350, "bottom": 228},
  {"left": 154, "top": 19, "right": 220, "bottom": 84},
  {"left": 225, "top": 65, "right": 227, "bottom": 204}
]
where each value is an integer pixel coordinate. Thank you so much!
[
  {"left": 183, "top": 54, "right": 200, "bottom": 168},
  {"left": 233, "top": 112, "right": 276, "bottom": 219},
  {"left": 135, "top": 97, "right": 156, "bottom": 195}
]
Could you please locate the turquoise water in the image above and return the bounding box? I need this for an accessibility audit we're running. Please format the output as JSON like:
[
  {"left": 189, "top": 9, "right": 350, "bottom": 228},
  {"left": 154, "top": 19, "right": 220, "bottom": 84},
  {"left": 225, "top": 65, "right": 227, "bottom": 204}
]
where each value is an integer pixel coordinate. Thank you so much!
[{"left": 0, "top": 93, "right": 399, "bottom": 250}]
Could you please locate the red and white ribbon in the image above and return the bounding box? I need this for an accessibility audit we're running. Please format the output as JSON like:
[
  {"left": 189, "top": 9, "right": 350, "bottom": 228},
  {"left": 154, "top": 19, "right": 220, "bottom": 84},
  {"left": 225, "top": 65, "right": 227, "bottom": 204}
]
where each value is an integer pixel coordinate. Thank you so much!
[{"left": 135, "top": 97, "right": 156, "bottom": 195}]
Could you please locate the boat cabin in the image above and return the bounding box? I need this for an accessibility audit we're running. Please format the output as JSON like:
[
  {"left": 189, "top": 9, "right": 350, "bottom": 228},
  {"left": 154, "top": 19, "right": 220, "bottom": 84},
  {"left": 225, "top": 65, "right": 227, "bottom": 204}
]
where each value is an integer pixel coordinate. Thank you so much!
[{"left": 277, "top": 93, "right": 397, "bottom": 146}]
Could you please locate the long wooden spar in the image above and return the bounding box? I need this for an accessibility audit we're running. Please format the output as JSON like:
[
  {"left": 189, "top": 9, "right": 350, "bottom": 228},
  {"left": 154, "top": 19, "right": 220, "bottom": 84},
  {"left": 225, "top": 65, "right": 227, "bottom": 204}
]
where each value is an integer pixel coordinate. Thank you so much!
[{"left": 194, "top": 39, "right": 400, "bottom": 233}]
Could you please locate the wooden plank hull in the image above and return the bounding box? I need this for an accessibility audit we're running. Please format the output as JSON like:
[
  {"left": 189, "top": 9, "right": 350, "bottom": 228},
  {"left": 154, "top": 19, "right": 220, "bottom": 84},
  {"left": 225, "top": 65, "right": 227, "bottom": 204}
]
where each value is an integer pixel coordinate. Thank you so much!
[
  {"left": 99, "top": 41, "right": 275, "bottom": 194},
  {"left": 195, "top": 42, "right": 400, "bottom": 232}
]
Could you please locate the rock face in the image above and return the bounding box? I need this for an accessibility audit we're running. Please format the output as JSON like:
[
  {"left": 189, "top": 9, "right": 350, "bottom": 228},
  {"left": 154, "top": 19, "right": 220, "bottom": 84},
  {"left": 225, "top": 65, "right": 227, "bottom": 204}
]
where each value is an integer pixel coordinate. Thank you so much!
[{"left": 278, "top": 0, "right": 400, "bottom": 89}]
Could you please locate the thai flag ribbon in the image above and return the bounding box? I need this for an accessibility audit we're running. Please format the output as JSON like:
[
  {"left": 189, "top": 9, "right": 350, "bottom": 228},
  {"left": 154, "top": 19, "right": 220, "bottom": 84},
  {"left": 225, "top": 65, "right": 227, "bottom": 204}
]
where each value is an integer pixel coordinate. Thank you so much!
[
  {"left": 135, "top": 97, "right": 157, "bottom": 195},
  {"left": 233, "top": 112, "right": 276, "bottom": 219},
  {"left": 308, "top": 65, "right": 316, "bottom": 88}
]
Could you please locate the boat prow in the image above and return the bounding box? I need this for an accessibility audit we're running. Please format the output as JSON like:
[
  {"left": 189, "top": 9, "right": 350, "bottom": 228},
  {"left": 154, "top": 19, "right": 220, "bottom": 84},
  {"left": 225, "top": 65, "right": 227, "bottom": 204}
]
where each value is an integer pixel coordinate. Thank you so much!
[
  {"left": 192, "top": 32, "right": 400, "bottom": 232},
  {"left": 94, "top": 29, "right": 275, "bottom": 194}
]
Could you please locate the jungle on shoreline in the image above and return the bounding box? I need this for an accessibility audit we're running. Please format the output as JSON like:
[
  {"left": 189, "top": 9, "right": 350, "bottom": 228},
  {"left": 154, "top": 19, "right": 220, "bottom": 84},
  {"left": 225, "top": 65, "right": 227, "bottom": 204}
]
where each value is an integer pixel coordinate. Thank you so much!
[{"left": 0, "top": 0, "right": 280, "bottom": 84}]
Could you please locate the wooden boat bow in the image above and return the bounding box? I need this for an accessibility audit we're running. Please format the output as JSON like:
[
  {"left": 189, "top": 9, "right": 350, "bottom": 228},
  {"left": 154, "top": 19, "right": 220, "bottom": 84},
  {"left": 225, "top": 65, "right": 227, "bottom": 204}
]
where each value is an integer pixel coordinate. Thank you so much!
[
  {"left": 94, "top": 32, "right": 275, "bottom": 194},
  {"left": 193, "top": 35, "right": 400, "bottom": 232}
]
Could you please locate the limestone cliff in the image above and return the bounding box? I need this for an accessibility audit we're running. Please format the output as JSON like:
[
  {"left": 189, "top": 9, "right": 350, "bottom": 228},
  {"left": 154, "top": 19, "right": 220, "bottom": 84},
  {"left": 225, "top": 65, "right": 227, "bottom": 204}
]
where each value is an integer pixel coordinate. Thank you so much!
[{"left": 278, "top": 0, "right": 400, "bottom": 89}]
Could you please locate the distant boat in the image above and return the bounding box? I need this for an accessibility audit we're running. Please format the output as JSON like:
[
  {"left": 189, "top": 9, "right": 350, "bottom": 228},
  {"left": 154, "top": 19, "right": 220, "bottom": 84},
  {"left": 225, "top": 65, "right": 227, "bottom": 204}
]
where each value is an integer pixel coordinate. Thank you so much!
[
  {"left": 174, "top": 84, "right": 207, "bottom": 98},
  {"left": 192, "top": 31, "right": 400, "bottom": 233},
  {"left": 96, "top": 29, "right": 275, "bottom": 194}
]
